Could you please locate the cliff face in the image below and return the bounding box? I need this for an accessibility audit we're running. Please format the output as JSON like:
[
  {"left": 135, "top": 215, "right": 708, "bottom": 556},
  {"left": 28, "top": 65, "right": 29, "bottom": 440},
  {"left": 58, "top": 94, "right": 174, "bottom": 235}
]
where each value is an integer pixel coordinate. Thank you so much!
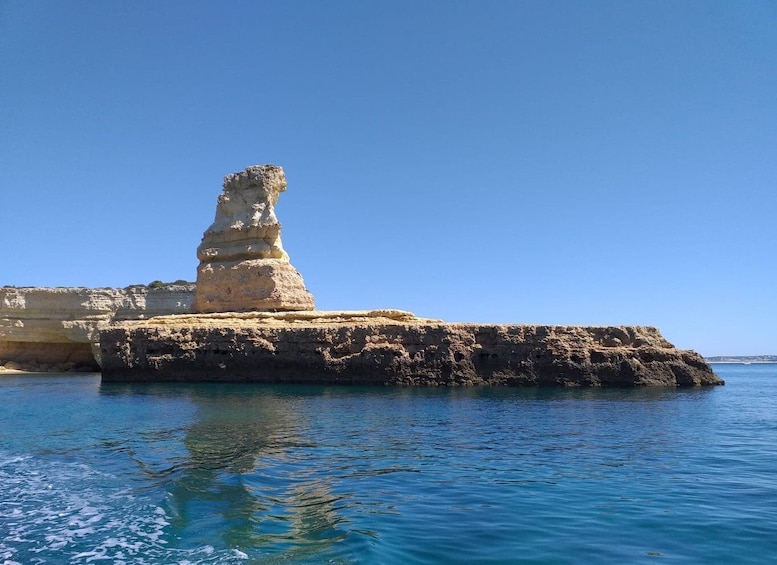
[
  {"left": 100, "top": 311, "right": 722, "bottom": 386},
  {"left": 0, "top": 284, "right": 194, "bottom": 372}
]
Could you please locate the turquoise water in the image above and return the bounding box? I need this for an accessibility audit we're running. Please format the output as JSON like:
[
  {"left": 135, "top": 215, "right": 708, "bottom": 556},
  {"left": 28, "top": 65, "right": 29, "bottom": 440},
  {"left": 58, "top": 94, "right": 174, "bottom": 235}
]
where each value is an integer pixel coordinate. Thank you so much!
[{"left": 1, "top": 365, "right": 775, "bottom": 564}]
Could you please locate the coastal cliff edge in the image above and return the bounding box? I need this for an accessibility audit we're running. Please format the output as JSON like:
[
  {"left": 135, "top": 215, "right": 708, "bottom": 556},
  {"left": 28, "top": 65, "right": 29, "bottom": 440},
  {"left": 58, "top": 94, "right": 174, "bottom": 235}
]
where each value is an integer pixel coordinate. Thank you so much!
[
  {"left": 100, "top": 311, "right": 722, "bottom": 386},
  {"left": 0, "top": 284, "right": 194, "bottom": 372}
]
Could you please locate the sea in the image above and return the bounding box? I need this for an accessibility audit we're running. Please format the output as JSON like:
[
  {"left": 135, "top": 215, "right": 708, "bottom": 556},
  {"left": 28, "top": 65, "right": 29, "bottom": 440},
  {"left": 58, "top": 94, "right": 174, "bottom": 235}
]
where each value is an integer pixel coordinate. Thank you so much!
[{"left": 1, "top": 363, "right": 775, "bottom": 564}]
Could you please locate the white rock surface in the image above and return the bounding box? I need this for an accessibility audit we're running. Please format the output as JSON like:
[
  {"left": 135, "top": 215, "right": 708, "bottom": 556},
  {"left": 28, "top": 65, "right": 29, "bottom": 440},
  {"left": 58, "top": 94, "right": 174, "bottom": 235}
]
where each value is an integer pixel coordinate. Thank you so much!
[{"left": 0, "top": 284, "right": 194, "bottom": 370}]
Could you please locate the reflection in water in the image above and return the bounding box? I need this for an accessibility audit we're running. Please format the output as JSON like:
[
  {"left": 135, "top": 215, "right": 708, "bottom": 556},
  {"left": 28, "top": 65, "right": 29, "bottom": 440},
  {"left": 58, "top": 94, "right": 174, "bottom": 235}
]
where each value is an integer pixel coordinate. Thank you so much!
[
  {"left": 95, "top": 382, "right": 725, "bottom": 561},
  {"left": 100, "top": 384, "right": 360, "bottom": 558}
]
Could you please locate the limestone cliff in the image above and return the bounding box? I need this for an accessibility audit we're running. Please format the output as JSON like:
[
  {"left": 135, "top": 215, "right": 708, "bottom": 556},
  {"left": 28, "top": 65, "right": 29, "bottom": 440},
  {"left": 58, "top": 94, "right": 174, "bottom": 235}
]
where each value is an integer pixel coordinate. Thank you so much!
[
  {"left": 193, "top": 165, "right": 314, "bottom": 313},
  {"left": 0, "top": 284, "right": 194, "bottom": 372},
  {"left": 100, "top": 311, "right": 723, "bottom": 386}
]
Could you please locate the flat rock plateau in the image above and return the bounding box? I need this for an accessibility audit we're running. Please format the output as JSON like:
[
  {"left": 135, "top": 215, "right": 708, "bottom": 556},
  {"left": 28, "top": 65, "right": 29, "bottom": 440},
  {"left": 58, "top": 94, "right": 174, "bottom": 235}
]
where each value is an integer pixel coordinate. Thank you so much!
[{"left": 100, "top": 310, "right": 722, "bottom": 386}]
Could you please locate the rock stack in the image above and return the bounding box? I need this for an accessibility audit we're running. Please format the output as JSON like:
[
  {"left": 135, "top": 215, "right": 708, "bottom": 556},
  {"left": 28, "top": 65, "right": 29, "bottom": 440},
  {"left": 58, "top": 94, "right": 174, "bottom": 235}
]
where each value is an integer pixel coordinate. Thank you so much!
[{"left": 193, "top": 165, "right": 315, "bottom": 313}]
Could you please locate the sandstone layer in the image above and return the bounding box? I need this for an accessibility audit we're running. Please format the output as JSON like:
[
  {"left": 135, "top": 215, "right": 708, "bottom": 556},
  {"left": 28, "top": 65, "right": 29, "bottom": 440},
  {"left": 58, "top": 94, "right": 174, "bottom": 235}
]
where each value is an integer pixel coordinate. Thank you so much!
[
  {"left": 193, "top": 165, "right": 314, "bottom": 313},
  {"left": 100, "top": 312, "right": 723, "bottom": 386},
  {"left": 0, "top": 284, "right": 194, "bottom": 372}
]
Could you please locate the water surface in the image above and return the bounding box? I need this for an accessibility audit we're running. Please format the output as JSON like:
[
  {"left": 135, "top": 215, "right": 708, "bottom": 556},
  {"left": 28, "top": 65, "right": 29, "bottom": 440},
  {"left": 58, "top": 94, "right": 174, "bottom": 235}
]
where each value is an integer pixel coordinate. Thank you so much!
[{"left": 1, "top": 364, "right": 775, "bottom": 563}]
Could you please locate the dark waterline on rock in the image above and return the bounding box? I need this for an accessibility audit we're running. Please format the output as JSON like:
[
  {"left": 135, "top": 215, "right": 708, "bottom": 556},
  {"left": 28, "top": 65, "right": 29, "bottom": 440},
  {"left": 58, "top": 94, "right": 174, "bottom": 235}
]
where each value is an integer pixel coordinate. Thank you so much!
[{"left": 1, "top": 364, "right": 774, "bottom": 563}]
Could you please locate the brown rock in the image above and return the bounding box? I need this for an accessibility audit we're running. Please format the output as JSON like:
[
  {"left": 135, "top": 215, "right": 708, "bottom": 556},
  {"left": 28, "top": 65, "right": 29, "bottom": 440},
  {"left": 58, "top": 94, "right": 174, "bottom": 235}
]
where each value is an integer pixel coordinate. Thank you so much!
[{"left": 100, "top": 312, "right": 723, "bottom": 387}]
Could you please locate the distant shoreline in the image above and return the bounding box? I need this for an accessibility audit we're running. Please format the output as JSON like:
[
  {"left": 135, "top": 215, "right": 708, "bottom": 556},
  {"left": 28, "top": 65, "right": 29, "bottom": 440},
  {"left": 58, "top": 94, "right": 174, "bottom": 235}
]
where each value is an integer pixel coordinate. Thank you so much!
[
  {"left": 705, "top": 355, "right": 776, "bottom": 363},
  {"left": 708, "top": 361, "right": 777, "bottom": 364}
]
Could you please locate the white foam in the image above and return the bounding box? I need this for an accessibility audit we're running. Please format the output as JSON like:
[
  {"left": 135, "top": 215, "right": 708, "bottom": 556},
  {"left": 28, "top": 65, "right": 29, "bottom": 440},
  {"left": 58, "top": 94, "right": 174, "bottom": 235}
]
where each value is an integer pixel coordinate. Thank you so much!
[
  {"left": 1, "top": 451, "right": 261, "bottom": 564},
  {"left": 0, "top": 453, "right": 171, "bottom": 564}
]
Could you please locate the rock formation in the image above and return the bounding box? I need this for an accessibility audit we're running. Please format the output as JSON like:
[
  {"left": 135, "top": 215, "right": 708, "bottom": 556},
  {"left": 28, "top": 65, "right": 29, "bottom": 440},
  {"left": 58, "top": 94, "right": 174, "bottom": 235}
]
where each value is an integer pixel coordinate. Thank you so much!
[
  {"left": 100, "top": 312, "right": 723, "bottom": 386},
  {"left": 3, "top": 163, "right": 720, "bottom": 386},
  {"left": 0, "top": 284, "right": 194, "bottom": 372},
  {"left": 97, "top": 163, "right": 722, "bottom": 387},
  {"left": 193, "top": 165, "right": 314, "bottom": 313}
]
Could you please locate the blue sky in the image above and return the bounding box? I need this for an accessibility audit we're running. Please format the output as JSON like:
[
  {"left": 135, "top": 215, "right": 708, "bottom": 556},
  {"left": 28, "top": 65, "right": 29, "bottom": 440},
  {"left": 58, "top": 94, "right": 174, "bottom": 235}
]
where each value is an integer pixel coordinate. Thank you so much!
[{"left": 1, "top": 1, "right": 775, "bottom": 356}]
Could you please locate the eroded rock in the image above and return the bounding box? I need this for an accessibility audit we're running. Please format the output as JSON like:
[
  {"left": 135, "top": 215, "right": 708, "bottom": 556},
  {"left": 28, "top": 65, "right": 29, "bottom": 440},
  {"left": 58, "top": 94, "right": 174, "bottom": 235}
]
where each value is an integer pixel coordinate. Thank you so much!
[
  {"left": 193, "top": 165, "right": 314, "bottom": 313},
  {"left": 100, "top": 313, "right": 723, "bottom": 386}
]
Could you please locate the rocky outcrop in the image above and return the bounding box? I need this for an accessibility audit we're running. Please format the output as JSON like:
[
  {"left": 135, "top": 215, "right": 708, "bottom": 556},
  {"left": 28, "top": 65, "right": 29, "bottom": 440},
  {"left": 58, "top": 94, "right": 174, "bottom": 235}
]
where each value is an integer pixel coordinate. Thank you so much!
[
  {"left": 100, "top": 311, "right": 723, "bottom": 386},
  {"left": 6, "top": 163, "right": 720, "bottom": 387},
  {"left": 193, "top": 165, "right": 314, "bottom": 313},
  {"left": 0, "top": 284, "right": 194, "bottom": 372}
]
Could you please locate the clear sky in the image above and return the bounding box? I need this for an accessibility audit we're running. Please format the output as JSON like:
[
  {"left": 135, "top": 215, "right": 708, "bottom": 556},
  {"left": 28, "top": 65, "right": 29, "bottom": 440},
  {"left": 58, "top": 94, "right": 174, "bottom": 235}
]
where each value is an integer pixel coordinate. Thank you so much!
[{"left": 1, "top": 1, "right": 775, "bottom": 356}]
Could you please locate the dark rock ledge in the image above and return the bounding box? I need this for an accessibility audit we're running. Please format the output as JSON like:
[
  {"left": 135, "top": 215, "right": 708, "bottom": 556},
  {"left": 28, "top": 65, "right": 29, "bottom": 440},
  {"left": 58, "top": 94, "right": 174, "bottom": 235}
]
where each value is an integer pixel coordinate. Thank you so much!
[{"left": 99, "top": 311, "right": 723, "bottom": 386}]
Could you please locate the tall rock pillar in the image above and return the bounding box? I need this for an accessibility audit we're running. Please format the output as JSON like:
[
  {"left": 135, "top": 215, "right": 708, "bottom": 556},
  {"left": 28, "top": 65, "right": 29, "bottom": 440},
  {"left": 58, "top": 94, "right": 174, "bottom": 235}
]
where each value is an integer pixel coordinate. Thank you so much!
[{"left": 193, "top": 165, "right": 315, "bottom": 313}]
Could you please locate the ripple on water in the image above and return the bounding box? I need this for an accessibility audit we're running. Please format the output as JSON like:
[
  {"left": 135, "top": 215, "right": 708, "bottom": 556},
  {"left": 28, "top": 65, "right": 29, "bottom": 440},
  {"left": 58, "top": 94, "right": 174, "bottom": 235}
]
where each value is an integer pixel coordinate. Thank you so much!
[{"left": 1, "top": 369, "right": 777, "bottom": 564}]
